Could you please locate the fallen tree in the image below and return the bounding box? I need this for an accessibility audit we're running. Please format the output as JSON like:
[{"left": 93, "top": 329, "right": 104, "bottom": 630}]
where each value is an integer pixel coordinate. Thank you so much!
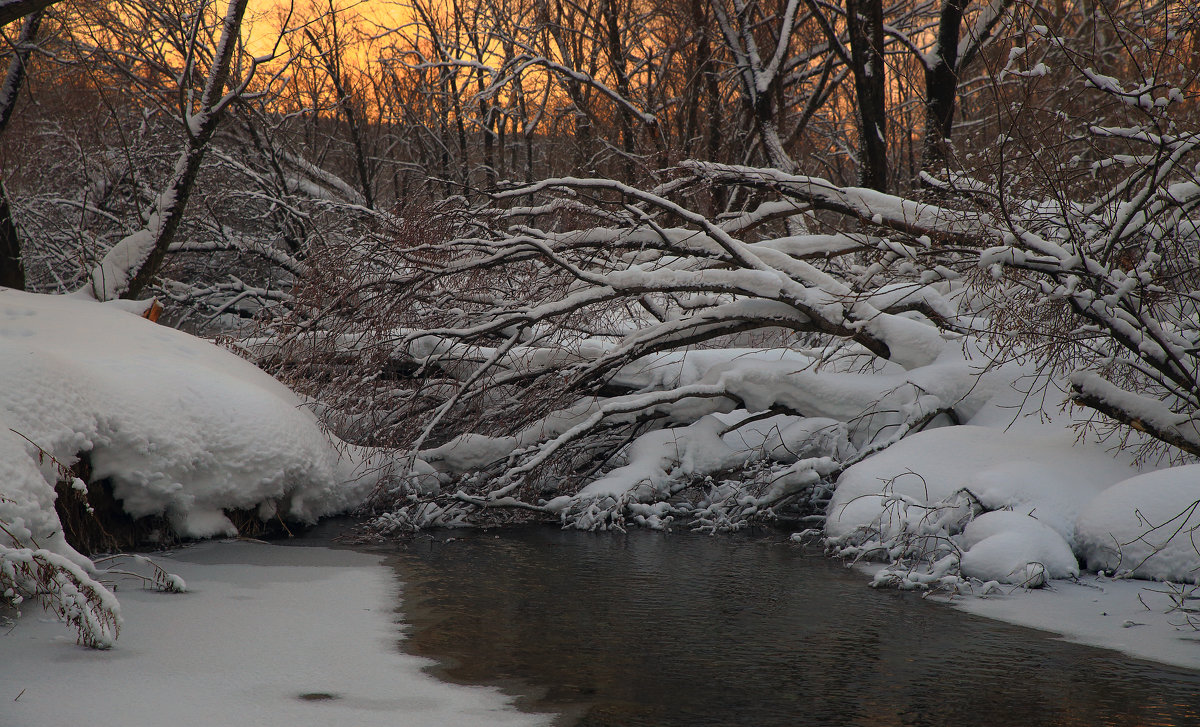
[{"left": 270, "top": 165, "right": 996, "bottom": 532}]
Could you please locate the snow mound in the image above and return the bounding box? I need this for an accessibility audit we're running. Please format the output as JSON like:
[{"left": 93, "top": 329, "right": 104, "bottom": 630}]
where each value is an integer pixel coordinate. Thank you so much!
[
  {"left": 0, "top": 290, "right": 374, "bottom": 553},
  {"left": 959, "top": 511, "right": 1079, "bottom": 585},
  {"left": 825, "top": 425, "right": 1132, "bottom": 544},
  {"left": 1076, "top": 465, "right": 1200, "bottom": 583}
]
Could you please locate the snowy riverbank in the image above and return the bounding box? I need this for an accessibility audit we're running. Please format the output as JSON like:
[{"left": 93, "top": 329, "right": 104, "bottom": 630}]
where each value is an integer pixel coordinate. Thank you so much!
[
  {"left": 2, "top": 289, "right": 1198, "bottom": 677},
  {"left": 0, "top": 539, "right": 545, "bottom": 727},
  {"left": 843, "top": 551, "right": 1200, "bottom": 672},
  {"left": 824, "top": 388, "right": 1200, "bottom": 670},
  {"left": 0, "top": 289, "right": 384, "bottom": 646},
  {"left": 946, "top": 573, "right": 1200, "bottom": 672}
]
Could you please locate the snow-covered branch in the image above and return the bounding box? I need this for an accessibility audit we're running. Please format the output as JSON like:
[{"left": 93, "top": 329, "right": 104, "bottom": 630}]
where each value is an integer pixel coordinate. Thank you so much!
[{"left": 269, "top": 167, "right": 977, "bottom": 531}]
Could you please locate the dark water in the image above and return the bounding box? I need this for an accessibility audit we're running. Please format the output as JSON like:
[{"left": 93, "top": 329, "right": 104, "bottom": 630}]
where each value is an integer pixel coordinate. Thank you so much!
[{"left": 373, "top": 528, "right": 1200, "bottom": 727}]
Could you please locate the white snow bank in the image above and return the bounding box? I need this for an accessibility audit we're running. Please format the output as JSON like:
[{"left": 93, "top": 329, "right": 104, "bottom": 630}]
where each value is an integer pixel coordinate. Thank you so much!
[
  {"left": 826, "top": 425, "right": 1134, "bottom": 545},
  {"left": 824, "top": 404, "right": 1200, "bottom": 590},
  {"left": 572, "top": 415, "right": 742, "bottom": 501},
  {"left": 0, "top": 290, "right": 377, "bottom": 589},
  {"left": 959, "top": 511, "right": 1079, "bottom": 585},
  {"left": 0, "top": 540, "right": 545, "bottom": 727},
  {"left": 610, "top": 347, "right": 814, "bottom": 391},
  {"left": 1076, "top": 465, "right": 1200, "bottom": 583}
]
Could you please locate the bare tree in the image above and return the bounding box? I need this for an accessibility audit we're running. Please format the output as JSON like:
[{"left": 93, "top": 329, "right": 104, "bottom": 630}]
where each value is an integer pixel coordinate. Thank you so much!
[
  {"left": 845, "top": 0, "right": 886, "bottom": 190},
  {"left": 300, "top": 1, "right": 376, "bottom": 209},
  {"left": 918, "top": 0, "right": 1016, "bottom": 173},
  {"left": 272, "top": 161, "right": 972, "bottom": 530},
  {"left": 82, "top": 0, "right": 266, "bottom": 301}
]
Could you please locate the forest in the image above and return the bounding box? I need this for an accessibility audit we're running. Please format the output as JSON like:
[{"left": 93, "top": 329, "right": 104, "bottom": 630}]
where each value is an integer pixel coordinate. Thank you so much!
[{"left": 2, "top": 0, "right": 1200, "bottom": 646}]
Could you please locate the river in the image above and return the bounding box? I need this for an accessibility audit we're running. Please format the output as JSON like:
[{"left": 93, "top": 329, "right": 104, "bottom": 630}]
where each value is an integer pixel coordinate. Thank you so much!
[{"left": 371, "top": 527, "right": 1200, "bottom": 726}]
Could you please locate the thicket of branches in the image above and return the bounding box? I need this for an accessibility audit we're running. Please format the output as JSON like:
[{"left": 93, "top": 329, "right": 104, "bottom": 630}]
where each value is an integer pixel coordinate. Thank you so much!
[{"left": 1, "top": 0, "right": 1198, "bottom": 533}]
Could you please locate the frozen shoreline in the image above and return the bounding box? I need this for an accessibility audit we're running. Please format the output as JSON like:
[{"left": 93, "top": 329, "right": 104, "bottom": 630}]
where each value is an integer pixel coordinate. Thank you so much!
[
  {"left": 849, "top": 559, "right": 1200, "bottom": 672},
  {"left": 0, "top": 539, "right": 546, "bottom": 727},
  {"left": 945, "top": 574, "right": 1200, "bottom": 671}
]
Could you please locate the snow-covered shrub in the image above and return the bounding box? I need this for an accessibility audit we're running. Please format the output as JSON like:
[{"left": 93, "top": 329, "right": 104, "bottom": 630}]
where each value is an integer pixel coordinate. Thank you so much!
[
  {"left": 804, "top": 6, "right": 1200, "bottom": 590},
  {"left": 939, "top": 8, "right": 1200, "bottom": 463},
  {"left": 0, "top": 539, "right": 121, "bottom": 649}
]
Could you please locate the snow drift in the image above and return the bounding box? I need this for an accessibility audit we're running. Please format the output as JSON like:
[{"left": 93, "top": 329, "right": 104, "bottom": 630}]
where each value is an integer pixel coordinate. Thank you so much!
[
  {"left": 1076, "top": 466, "right": 1200, "bottom": 583},
  {"left": 0, "top": 290, "right": 376, "bottom": 644},
  {"left": 825, "top": 420, "right": 1200, "bottom": 588}
]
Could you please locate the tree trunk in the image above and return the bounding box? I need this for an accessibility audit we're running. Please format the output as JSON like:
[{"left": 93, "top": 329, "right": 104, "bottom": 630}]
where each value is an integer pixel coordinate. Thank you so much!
[
  {"left": 846, "top": 0, "right": 888, "bottom": 192},
  {"left": 600, "top": 0, "right": 635, "bottom": 180},
  {"left": 305, "top": 26, "right": 375, "bottom": 210},
  {"left": 0, "top": 189, "right": 23, "bottom": 290},
  {"left": 921, "top": 0, "right": 968, "bottom": 174},
  {"left": 0, "top": 10, "right": 43, "bottom": 290},
  {"left": 0, "top": 0, "right": 55, "bottom": 28}
]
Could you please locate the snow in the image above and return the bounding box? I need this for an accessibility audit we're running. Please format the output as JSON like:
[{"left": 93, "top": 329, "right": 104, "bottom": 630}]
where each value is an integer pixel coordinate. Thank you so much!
[
  {"left": 825, "top": 424, "right": 1135, "bottom": 544},
  {"left": 611, "top": 347, "right": 814, "bottom": 391},
  {"left": 945, "top": 573, "right": 1200, "bottom": 672},
  {"left": 84, "top": 227, "right": 156, "bottom": 301},
  {"left": 823, "top": 370, "right": 1200, "bottom": 670},
  {"left": 861, "top": 311, "right": 946, "bottom": 369},
  {"left": 573, "top": 415, "right": 739, "bottom": 501},
  {"left": 1076, "top": 465, "right": 1200, "bottom": 583},
  {"left": 1, "top": 290, "right": 380, "bottom": 642},
  {"left": 959, "top": 511, "right": 1079, "bottom": 584},
  {"left": 0, "top": 540, "right": 545, "bottom": 727},
  {"left": 718, "top": 414, "right": 851, "bottom": 463},
  {"left": 0, "top": 290, "right": 374, "bottom": 540}
]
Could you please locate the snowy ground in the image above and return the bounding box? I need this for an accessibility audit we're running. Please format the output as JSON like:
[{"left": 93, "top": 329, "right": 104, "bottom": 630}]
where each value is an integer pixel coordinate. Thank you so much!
[
  {"left": 1, "top": 289, "right": 386, "bottom": 647},
  {"left": 0, "top": 539, "right": 546, "bottom": 727},
  {"left": 945, "top": 574, "right": 1200, "bottom": 672},
  {"left": 0, "top": 289, "right": 377, "bottom": 547},
  {"left": 841, "top": 561, "right": 1200, "bottom": 671}
]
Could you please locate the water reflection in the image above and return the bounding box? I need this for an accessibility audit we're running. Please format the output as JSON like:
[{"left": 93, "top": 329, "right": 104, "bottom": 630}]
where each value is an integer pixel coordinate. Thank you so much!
[{"left": 379, "top": 528, "right": 1200, "bottom": 726}]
